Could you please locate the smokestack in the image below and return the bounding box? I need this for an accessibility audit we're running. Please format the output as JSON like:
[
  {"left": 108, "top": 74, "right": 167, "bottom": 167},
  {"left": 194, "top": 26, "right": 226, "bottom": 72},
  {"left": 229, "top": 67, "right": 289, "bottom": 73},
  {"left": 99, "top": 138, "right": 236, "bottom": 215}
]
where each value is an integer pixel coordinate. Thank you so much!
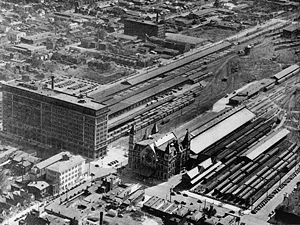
[
  {"left": 51, "top": 76, "right": 54, "bottom": 90},
  {"left": 156, "top": 12, "right": 159, "bottom": 23},
  {"left": 99, "top": 211, "right": 103, "bottom": 225}
]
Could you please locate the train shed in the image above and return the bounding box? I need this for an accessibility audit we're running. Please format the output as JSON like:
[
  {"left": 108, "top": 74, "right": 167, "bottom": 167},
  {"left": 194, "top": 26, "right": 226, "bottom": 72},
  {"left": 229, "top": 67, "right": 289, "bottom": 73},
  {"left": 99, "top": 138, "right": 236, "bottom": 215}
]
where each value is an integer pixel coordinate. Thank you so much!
[
  {"left": 242, "top": 129, "right": 290, "bottom": 160},
  {"left": 272, "top": 64, "right": 299, "bottom": 84},
  {"left": 190, "top": 108, "right": 256, "bottom": 154}
]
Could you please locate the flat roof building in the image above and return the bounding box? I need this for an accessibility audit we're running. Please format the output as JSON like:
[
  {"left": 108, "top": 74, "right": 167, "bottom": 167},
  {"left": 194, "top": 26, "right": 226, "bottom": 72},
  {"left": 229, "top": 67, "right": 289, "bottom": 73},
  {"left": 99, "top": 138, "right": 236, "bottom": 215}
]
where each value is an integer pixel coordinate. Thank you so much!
[
  {"left": 165, "top": 33, "right": 208, "bottom": 48},
  {"left": 45, "top": 153, "right": 85, "bottom": 194},
  {"left": 124, "top": 18, "right": 165, "bottom": 39},
  {"left": 2, "top": 80, "right": 109, "bottom": 160}
]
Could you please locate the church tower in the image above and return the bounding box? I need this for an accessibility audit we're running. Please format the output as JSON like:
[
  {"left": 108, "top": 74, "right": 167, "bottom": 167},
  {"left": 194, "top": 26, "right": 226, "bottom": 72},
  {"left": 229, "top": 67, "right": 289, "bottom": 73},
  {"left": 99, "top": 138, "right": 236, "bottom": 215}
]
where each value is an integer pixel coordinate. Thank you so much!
[{"left": 181, "top": 129, "right": 191, "bottom": 169}]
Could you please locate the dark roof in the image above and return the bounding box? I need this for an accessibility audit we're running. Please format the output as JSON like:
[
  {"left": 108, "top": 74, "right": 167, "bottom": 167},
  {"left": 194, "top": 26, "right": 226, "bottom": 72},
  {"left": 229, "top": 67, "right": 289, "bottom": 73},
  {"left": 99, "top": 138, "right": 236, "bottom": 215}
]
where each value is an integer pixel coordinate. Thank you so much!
[
  {"left": 91, "top": 41, "right": 232, "bottom": 103},
  {"left": 109, "top": 76, "right": 188, "bottom": 114},
  {"left": 23, "top": 212, "right": 50, "bottom": 225}
]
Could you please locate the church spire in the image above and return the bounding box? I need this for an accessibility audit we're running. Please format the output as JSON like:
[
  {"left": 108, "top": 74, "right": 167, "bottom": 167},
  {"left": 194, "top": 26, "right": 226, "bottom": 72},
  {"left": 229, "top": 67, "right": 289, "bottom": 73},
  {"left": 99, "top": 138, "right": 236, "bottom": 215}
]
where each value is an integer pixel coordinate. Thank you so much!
[
  {"left": 165, "top": 141, "right": 171, "bottom": 154},
  {"left": 151, "top": 123, "right": 158, "bottom": 135},
  {"left": 142, "top": 129, "right": 148, "bottom": 140},
  {"left": 129, "top": 124, "right": 135, "bottom": 135},
  {"left": 182, "top": 129, "right": 191, "bottom": 148}
]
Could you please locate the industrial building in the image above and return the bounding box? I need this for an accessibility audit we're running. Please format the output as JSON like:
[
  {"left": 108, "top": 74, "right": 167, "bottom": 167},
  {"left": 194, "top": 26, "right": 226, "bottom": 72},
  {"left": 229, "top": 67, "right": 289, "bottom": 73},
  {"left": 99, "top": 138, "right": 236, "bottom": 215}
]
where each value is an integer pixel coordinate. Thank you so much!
[
  {"left": 128, "top": 124, "right": 190, "bottom": 180},
  {"left": 2, "top": 79, "right": 109, "bottom": 160},
  {"left": 282, "top": 23, "right": 300, "bottom": 39},
  {"left": 124, "top": 18, "right": 166, "bottom": 38}
]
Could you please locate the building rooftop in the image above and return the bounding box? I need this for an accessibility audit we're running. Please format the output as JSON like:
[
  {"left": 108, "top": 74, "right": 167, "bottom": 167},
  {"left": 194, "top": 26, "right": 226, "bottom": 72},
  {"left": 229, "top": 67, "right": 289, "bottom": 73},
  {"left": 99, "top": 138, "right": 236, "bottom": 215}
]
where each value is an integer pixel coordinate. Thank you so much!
[
  {"left": 45, "top": 203, "right": 82, "bottom": 221},
  {"left": 28, "top": 181, "right": 50, "bottom": 190},
  {"left": 190, "top": 108, "right": 256, "bottom": 154},
  {"left": 143, "top": 196, "right": 160, "bottom": 208},
  {"left": 22, "top": 32, "right": 53, "bottom": 41},
  {"left": 124, "top": 18, "right": 163, "bottom": 26},
  {"left": 3, "top": 80, "right": 107, "bottom": 111},
  {"left": 138, "top": 132, "right": 177, "bottom": 152},
  {"left": 283, "top": 23, "right": 300, "bottom": 32},
  {"left": 237, "top": 78, "right": 274, "bottom": 97},
  {"left": 47, "top": 154, "right": 85, "bottom": 173},
  {"left": 91, "top": 41, "right": 231, "bottom": 104},
  {"left": 272, "top": 64, "right": 299, "bottom": 80},
  {"left": 165, "top": 33, "right": 207, "bottom": 46},
  {"left": 14, "top": 43, "right": 47, "bottom": 51},
  {"left": 33, "top": 151, "right": 71, "bottom": 170},
  {"left": 0, "top": 146, "right": 18, "bottom": 159},
  {"left": 243, "top": 129, "right": 290, "bottom": 160},
  {"left": 186, "top": 158, "right": 213, "bottom": 179}
]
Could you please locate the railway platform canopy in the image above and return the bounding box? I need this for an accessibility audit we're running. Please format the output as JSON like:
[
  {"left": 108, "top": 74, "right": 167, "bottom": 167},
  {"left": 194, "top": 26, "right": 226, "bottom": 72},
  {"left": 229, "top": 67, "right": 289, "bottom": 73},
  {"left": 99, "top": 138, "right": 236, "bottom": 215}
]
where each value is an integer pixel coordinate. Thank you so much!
[
  {"left": 272, "top": 64, "right": 299, "bottom": 81},
  {"left": 190, "top": 108, "right": 255, "bottom": 154},
  {"left": 242, "top": 128, "right": 290, "bottom": 160},
  {"left": 186, "top": 158, "right": 213, "bottom": 180}
]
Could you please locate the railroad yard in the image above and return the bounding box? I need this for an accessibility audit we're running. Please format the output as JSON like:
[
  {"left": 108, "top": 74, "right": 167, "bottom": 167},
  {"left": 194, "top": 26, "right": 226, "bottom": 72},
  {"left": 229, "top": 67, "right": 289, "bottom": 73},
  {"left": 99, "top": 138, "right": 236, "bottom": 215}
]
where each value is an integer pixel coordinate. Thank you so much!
[
  {"left": 123, "top": 64, "right": 300, "bottom": 225},
  {"left": 109, "top": 19, "right": 300, "bottom": 225},
  {"left": 108, "top": 18, "right": 299, "bottom": 146},
  {"left": 1, "top": 0, "right": 300, "bottom": 224},
  {"left": 13, "top": 13, "right": 300, "bottom": 225}
]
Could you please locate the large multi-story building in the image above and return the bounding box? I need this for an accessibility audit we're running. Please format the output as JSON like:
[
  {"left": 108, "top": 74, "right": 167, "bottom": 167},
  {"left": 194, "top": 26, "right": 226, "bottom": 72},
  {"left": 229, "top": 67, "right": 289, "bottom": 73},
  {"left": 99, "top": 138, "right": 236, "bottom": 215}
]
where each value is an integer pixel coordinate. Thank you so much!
[
  {"left": 124, "top": 18, "right": 165, "bottom": 39},
  {"left": 128, "top": 124, "right": 190, "bottom": 180},
  {"left": 45, "top": 152, "right": 85, "bottom": 194},
  {"left": 2, "top": 79, "right": 109, "bottom": 159}
]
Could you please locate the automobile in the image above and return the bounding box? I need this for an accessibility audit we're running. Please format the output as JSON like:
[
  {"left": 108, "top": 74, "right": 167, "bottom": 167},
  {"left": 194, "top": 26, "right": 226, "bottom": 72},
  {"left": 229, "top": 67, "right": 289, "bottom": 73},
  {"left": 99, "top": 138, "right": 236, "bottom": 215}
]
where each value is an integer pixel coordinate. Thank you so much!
[
  {"left": 176, "top": 191, "right": 181, "bottom": 195},
  {"left": 171, "top": 192, "right": 175, "bottom": 196},
  {"left": 183, "top": 193, "right": 188, "bottom": 197}
]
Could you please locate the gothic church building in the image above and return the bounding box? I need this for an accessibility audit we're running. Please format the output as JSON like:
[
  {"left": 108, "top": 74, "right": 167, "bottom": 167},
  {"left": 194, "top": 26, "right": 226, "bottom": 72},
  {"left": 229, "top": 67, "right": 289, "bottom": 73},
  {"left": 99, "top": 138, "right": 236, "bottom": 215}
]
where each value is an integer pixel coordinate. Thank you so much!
[{"left": 128, "top": 124, "right": 190, "bottom": 180}]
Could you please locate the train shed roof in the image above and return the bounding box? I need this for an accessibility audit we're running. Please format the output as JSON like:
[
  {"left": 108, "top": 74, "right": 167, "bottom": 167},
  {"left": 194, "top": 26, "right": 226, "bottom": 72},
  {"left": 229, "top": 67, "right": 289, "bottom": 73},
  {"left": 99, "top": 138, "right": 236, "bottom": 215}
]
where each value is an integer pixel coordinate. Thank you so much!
[
  {"left": 243, "top": 129, "right": 290, "bottom": 160},
  {"left": 190, "top": 108, "right": 255, "bottom": 154}
]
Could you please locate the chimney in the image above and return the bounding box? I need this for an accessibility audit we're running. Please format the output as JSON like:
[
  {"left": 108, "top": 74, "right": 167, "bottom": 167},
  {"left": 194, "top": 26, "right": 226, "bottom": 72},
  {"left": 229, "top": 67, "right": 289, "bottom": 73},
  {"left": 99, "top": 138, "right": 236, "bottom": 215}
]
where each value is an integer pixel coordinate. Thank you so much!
[
  {"left": 51, "top": 76, "right": 55, "bottom": 90},
  {"left": 99, "top": 211, "right": 103, "bottom": 225}
]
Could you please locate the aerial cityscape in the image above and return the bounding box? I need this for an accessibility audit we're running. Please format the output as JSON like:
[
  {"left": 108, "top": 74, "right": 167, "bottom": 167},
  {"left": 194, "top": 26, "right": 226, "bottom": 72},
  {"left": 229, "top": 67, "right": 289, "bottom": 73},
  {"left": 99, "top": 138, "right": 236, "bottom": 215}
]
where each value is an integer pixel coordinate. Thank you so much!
[{"left": 0, "top": 0, "right": 299, "bottom": 224}]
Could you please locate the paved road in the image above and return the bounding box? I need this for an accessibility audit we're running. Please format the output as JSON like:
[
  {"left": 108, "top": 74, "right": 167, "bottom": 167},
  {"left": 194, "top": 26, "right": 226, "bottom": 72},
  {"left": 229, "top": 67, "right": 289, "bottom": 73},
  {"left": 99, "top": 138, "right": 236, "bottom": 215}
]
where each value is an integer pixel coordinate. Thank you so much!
[{"left": 242, "top": 167, "right": 300, "bottom": 225}]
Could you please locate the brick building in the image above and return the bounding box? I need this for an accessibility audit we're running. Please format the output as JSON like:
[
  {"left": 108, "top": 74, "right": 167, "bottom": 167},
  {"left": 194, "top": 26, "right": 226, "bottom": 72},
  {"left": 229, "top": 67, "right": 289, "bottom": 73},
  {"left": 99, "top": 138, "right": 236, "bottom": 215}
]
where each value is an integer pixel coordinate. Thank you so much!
[
  {"left": 2, "top": 79, "right": 109, "bottom": 159},
  {"left": 124, "top": 18, "right": 165, "bottom": 39},
  {"left": 128, "top": 124, "right": 190, "bottom": 180}
]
